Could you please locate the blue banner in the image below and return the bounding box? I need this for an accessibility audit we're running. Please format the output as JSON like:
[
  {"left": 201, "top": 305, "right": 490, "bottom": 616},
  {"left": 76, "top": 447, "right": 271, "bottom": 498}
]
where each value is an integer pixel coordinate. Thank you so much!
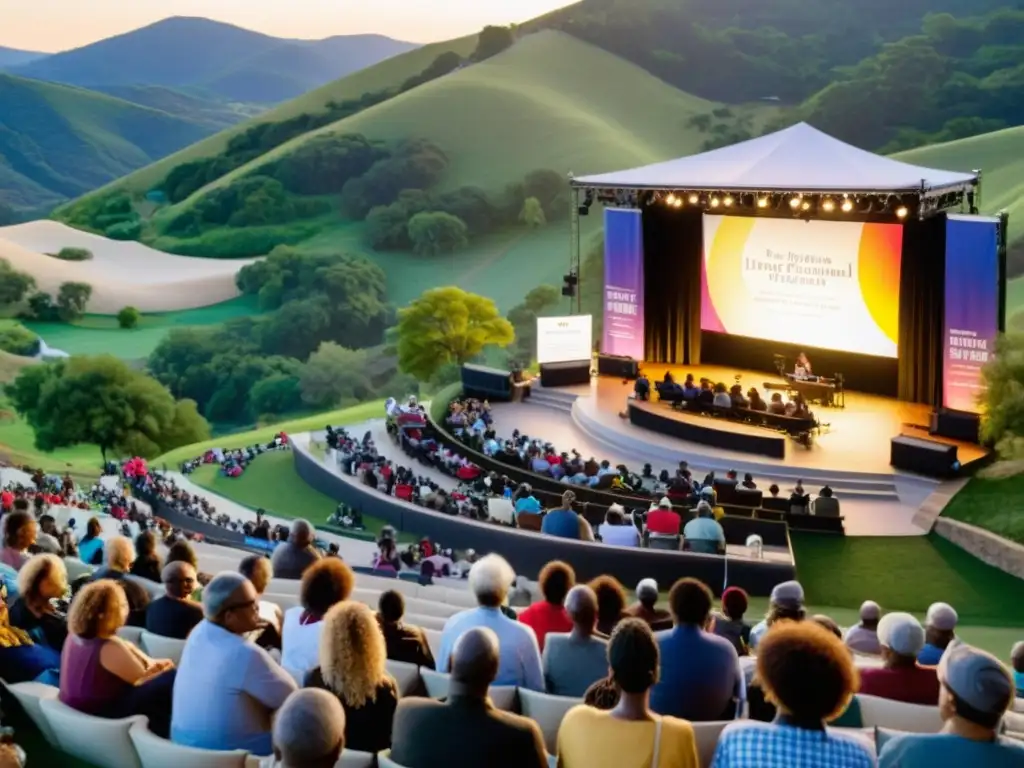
[{"left": 603, "top": 208, "right": 645, "bottom": 359}]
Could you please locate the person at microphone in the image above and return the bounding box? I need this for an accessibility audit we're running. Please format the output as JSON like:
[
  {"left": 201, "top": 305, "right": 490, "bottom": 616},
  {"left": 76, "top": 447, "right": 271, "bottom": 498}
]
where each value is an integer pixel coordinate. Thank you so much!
[{"left": 794, "top": 352, "right": 812, "bottom": 379}]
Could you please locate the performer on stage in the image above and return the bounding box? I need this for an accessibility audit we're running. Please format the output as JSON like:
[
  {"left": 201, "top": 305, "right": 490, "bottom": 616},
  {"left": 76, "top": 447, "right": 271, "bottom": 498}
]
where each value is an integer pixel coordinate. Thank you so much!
[{"left": 795, "top": 352, "right": 812, "bottom": 378}]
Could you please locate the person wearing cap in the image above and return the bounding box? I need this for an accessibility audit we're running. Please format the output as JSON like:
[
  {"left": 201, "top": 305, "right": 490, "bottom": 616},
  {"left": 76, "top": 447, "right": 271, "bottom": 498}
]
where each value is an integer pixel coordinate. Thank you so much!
[
  {"left": 543, "top": 585, "right": 608, "bottom": 697},
  {"left": 272, "top": 689, "right": 346, "bottom": 768},
  {"left": 599, "top": 505, "right": 640, "bottom": 548},
  {"left": 858, "top": 612, "right": 939, "bottom": 705},
  {"left": 646, "top": 497, "right": 682, "bottom": 537},
  {"left": 171, "top": 572, "right": 297, "bottom": 754},
  {"left": 682, "top": 501, "right": 725, "bottom": 554},
  {"left": 749, "top": 580, "right": 806, "bottom": 650},
  {"left": 918, "top": 602, "right": 958, "bottom": 665},
  {"left": 623, "top": 578, "right": 672, "bottom": 630},
  {"left": 879, "top": 643, "right": 1024, "bottom": 766},
  {"left": 844, "top": 600, "right": 882, "bottom": 655},
  {"left": 518, "top": 561, "right": 575, "bottom": 651},
  {"left": 1012, "top": 641, "right": 1024, "bottom": 698}
]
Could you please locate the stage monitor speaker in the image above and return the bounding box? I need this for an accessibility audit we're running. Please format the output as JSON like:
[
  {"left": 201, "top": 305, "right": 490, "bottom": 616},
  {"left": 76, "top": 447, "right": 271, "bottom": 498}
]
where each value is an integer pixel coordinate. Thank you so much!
[
  {"left": 597, "top": 353, "right": 639, "bottom": 380},
  {"left": 890, "top": 435, "right": 958, "bottom": 479},
  {"left": 461, "top": 364, "right": 513, "bottom": 401},
  {"left": 539, "top": 360, "right": 591, "bottom": 388},
  {"left": 929, "top": 409, "right": 981, "bottom": 444}
]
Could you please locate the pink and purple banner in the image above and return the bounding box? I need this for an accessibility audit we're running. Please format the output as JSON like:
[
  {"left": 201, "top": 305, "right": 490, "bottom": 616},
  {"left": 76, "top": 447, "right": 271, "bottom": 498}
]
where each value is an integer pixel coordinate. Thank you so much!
[
  {"left": 602, "top": 208, "right": 645, "bottom": 359},
  {"left": 943, "top": 215, "right": 1000, "bottom": 414}
]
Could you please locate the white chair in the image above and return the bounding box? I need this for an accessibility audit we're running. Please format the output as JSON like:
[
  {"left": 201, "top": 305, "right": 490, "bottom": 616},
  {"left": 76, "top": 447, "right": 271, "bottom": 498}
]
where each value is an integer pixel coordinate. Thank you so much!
[
  {"left": 437, "top": 588, "right": 476, "bottom": 609},
  {"left": 40, "top": 697, "right": 146, "bottom": 768},
  {"left": 1013, "top": 697, "right": 1024, "bottom": 714},
  {"left": 376, "top": 751, "right": 406, "bottom": 768},
  {"left": 63, "top": 557, "right": 94, "bottom": 582},
  {"left": 517, "top": 688, "right": 581, "bottom": 754},
  {"left": 338, "top": 750, "right": 376, "bottom": 767},
  {"left": 419, "top": 669, "right": 516, "bottom": 710},
  {"left": 117, "top": 625, "right": 145, "bottom": 647},
  {"left": 424, "top": 629, "right": 441, "bottom": 661},
  {"left": 1003, "top": 709, "right": 1024, "bottom": 734},
  {"left": 141, "top": 632, "right": 187, "bottom": 665},
  {"left": 386, "top": 659, "right": 423, "bottom": 696},
  {"left": 856, "top": 694, "right": 943, "bottom": 733},
  {"left": 487, "top": 498, "right": 515, "bottom": 525},
  {"left": 401, "top": 597, "right": 460, "bottom": 620},
  {"left": 352, "top": 587, "right": 383, "bottom": 607},
  {"left": 129, "top": 723, "right": 259, "bottom": 767},
  {"left": 692, "top": 721, "right": 730, "bottom": 768},
  {"left": 1, "top": 680, "right": 59, "bottom": 745},
  {"left": 404, "top": 613, "right": 447, "bottom": 632},
  {"left": 266, "top": 578, "right": 301, "bottom": 595},
  {"left": 263, "top": 592, "right": 301, "bottom": 612}
]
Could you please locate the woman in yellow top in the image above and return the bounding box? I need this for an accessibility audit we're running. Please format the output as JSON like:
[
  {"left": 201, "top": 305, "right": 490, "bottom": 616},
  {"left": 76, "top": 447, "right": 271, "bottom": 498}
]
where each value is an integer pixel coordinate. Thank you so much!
[{"left": 556, "top": 618, "right": 699, "bottom": 768}]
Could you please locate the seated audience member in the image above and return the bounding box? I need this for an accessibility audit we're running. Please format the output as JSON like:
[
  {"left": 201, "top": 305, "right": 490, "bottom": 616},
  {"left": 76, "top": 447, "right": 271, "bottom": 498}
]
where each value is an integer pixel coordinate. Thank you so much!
[
  {"left": 172, "top": 572, "right": 297, "bottom": 754},
  {"left": 748, "top": 389, "right": 767, "bottom": 412},
  {"left": 767, "top": 483, "right": 781, "bottom": 498},
  {"left": 645, "top": 497, "right": 681, "bottom": 537},
  {"left": 633, "top": 373, "right": 651, "bottom": 401},
  {"left": 518, "top": 561, "right": 574, "bottom": 651},
  {"left": 590, "top": 575, "right": 628, "bottom": 636},
  {"left": 541, "top": 491, "right": 594, "bottom": 542},
  {"left": 844, "top": 600, "right": 882, "bottom": 655},
  {"left": 812, "top": 486, "right": 841, "bottom": 517},
  {"left": 714, "top": 622, "right": 873, "bottom": 768},
  {"left": 696, "top": 381, "right": 714, "bottom": 406},
  {"left": 390, "top": 627, "right": 547, "bottom": 768},
  {"left": 712, "top": 383, "right": 733, "bottom": 408},
  {"left": 768, "top": 392, "right": 787, "bottom": 415},
  {"left": 513, "top": 484, "right": 541, "bottom": 515},
  {"left": 879, "top": 643, "right": 1024, "bottom": 767},
  {"left": 9, "top": 554, "right": 69, "bottom": 650},
  {"left": 740, "top": 473, "right": 757, "bottom": 490},
  {"left": 682, "top": 501, "right": 725, "bottom": 554},
  {"left": 282, "top": 558, "right": 355, "bottom": 681},
  {"left": 557, "top": 618, "right": 699, "bottom": 768},
  {"left": 35, "top": 515, "right": 63, "bottom": 555},
  {"left": 89, "top": 536, "right": 151, "bottom": 626},
  {"left": 129, "top": 531, "right": 162, "bottom": 583},
  {"left": 1013, "top": 641, "right": 1024, "bottom": 698},
  {"left": 543, "top": 585, "right": 608, "bottom": 697},
  {"left": 377, "top": 590, "right": 435, "bottom": 669},
  {"left": 749, "top": 580, "right": 806, "bottom": 650},
  {"left": 437, "top": 555, "right": 543, "bottom": 690},
  {"left": 239, "top": 554, "right": 282, "bottom": 643},
  {"left": 712, "top": 587, "right": 751, "bottom": 655},
  {"left": 788, "top": 482, "right": 810, "bottom": 513},
  {"left": 858, "top": 612, "right": 939, "bottom": 705},
  {"left": 600, "top": 505, "right": 640, "bottom": 547},
  {"left": 919, "top": 602, "right": 958, "bottom": 665},
  {"left": 304, "top": 602, "right": 398, "bottom": 753},
  {"left": 729, "top": 384, "right": 748, "bottom": 408},
  {"left": 623, "top": 578, "right": 671, "bottom": 630},
  {"left": 0, "top": 578, "right": 60, "bottom": 683},
  {"left": 145, "top": 562, "right": 203, "bottom": 640},
  {"left": 0, "top": 511, "right": 36, "bottom": 571},
  {"left": 812, "top": 614, "right": 843, "bottom": 639},
  {"left": 271, "top": 689, "right": 346, "bottom": 768},
  {"left": 271, "top": 519, "right": 321, "bottom": 579},
  {"left": 78, "top": 518, "right": 105, "bottom": 566},
  {"left": 681, "top": 375, "right": 700, "bottom": 400},
  {"left": 650, "top": 578, "right": 740, "bottom": 722},
  {"left": 60, "top": 580, "right": 177, "bottom": 736}
]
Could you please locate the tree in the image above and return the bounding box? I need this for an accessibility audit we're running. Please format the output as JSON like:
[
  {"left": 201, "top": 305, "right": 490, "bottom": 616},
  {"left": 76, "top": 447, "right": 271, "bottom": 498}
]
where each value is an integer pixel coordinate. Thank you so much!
[
  {"left": 407, "top": 212, "right": 469, "bottom": 256},
  {"left": 300, "top": 342, "right": 372, "bottom": 408},
  {"left": 0, "top": 324, "right": 39, "bottom": 356},
  {"left": 4, "top": 355, "right": 210, "bottom": 460},
  {"left": 523, "top": 169, "right": 568, "bottom": 218},
  {"left": 250, "top": 374, "right": 304, "bottom": 417},
  {"left": 55, "top": 247, "right": 92, "bottom": 261},
  {"left": 0, "top": 260, "right": 35, "bottom": 308},
  {"left": 117, "top": 306, "right": 141, "bottom": 329},
  {"left": 472, "top": 26, "right": 515, "bottom": 61},
  {"left": 57, "top": 282, "right": 92, "bottom": 322},
  {"left": 395, "top": 287, "right": 514, "bottom": 380},
  {"left": 519, "top": 197, "right": 546, "bottom": 228},
  {"left": 365, "top": 203, "right": 414, "bottom": 250},
  {"left": 26, "top": 292, "right": 58, "bottom": 322},
  {"left": 981, "top": 334, "right": 1024, "bottom": 457}
]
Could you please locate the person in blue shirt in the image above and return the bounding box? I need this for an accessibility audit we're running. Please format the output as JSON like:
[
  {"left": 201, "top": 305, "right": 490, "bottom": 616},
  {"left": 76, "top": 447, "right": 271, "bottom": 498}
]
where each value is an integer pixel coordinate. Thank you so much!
[
  {"left": 918, "top": 602, "right": 958, "bottom": 666},
  {"left": 542, "top": 491, "right": 591, "bottom": 541},
  {"left": 436, "top": 554, "right": 544, "bottom": 691},
  {"left": 0, "top": 580, "right": 59, "bottom": 683},
  {"left": 880, "top": 642, "right": 1024, "bottom": 767},
  {"left": 513, "top": 485, "right": 542, "bottom": 515},
  {"left": 1012, "top": 642, "right": 1024, "bottom": 698}
]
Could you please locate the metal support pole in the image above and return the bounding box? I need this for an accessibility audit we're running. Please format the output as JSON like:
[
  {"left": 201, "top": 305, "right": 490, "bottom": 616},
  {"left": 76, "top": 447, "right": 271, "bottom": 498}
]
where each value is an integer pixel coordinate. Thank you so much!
[
  {"left": 570, "top": 187, "right": 581, "bottom": 315},
  {"left": 973, "top": 169, "right": 983, "bottom": 214}
]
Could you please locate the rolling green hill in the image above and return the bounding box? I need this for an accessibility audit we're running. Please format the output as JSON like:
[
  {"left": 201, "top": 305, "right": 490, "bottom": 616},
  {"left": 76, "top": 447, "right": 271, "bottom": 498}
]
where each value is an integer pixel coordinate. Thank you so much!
[
  {"left": 0, "top": 73, "right": 213, "bottom": 210},
  {"left": 92, "top": 85, "right": 266, "bottom": 131}
]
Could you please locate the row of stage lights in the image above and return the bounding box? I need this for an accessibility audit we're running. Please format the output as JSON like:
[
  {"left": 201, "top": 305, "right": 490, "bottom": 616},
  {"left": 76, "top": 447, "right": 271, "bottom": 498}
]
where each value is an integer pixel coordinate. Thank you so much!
[{"left": 657, "top": 191, "right": 911, "bottom": 220}]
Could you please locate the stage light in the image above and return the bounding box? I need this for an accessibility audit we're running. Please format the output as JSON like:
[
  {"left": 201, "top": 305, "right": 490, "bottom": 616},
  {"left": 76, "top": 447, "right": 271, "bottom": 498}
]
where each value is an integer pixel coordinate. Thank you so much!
[
  {"left": 789, "top": 196, "right": 801, "bottom": 209},
  {"left": 665, "top": 193, "right": 676, "bottom": 206},
  {"left": 896, "top": 206, "right": 908, "bottom": 219},
  {"left": 757, "top": 197, "right": 769, "bottom": 209},
  {"left": 723, "top": 195, "right": 734, "bottom": 207},
  {"left": 841, "top": 198, "right": 854, "bottom": 213},
  {"left": 688, "top": 193, "right": 699, "bottom": 205},
  {"left": 710, "top": 196, "right": 720, "bottom": 208},
  {"left": 674, "top": 198, "right": 683, "bottom": 208},
  {"left": 801, "top": 200, "right": 811, "bottom": 211}
]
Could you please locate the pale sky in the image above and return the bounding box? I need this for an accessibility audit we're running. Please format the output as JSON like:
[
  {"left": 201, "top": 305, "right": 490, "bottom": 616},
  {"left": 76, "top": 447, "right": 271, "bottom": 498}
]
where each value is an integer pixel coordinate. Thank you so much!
[{"left": 1, "top": 0, "right": 574, "bottom": 53}]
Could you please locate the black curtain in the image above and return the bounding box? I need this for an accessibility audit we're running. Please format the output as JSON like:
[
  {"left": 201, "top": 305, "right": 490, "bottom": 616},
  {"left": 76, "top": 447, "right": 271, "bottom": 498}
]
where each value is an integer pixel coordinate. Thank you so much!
[
  {"left": 643, "top": 206, "right": 703, "bottom": 364},
  {"left": 897, "top": 216, "right": 946, "bottom": 404}
]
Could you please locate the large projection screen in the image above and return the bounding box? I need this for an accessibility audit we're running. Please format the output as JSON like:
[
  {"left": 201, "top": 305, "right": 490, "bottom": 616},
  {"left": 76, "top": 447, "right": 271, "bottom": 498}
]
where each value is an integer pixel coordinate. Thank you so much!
[{"left": 701, "top": 215, "right": 903, "bottom": 358}]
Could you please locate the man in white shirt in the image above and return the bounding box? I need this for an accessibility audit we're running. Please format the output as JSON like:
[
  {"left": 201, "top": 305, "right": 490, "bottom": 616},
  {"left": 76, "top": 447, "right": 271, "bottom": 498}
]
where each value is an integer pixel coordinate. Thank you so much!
[
  {"left": 171, "top": 572, "right": 297, "bottom": 755},
  {"left": 844, "top": 600, "right": 882, "bottom": 655},
  {"left": 599, "top": 504, "right": 640, "bottom": 547}
]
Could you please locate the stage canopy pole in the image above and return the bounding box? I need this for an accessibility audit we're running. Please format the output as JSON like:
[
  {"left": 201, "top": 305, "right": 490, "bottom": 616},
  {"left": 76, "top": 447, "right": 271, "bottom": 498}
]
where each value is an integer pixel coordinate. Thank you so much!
[{"left": 569, "top": 186, "right": 581, "bottom": 315}]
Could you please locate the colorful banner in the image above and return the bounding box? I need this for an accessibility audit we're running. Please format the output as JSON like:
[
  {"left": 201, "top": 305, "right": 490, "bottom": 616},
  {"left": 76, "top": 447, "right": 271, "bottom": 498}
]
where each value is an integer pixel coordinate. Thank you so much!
[
  {"left": 602, "top": 208, "right": 645, "bottom": 359},
  {"left": 701, "top": 215, "right": 903, "bottom": 358},
  {"left": 943, "top": 215, "right": 1000, "bottom": 413}
]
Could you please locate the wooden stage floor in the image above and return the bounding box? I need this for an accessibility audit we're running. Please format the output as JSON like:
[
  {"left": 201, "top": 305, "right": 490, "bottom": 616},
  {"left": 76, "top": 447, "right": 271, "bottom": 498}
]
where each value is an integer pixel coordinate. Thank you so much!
[{"left": 578, "top": 363, "right": 988, "bottom": 476}]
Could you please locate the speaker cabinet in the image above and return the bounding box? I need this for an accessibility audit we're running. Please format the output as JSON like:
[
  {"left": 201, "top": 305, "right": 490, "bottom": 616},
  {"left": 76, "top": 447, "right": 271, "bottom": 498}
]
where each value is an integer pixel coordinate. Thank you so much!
[
  {"left": 929, "top": 409, "right": 981, "bottom": 443},
  {"left": 597, "top": 354, "right": 639, "bottom": 379},
  {"left": 890, "top": 436, "right": 958, "bottom": 478},
  {"left": 539, "top": 360, "right": 591, "bottom": 388}
]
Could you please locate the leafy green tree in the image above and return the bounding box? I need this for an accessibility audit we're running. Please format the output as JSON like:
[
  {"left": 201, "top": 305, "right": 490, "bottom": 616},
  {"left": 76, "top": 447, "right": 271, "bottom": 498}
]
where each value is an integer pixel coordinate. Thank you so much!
[
  {"left": 4, "top": 355, "right": 209, "bottom": 460},
  {"left": 981, "top": 334, "right": 1024, "bottom": 456},
  {"left": 365, "top": 203, "right": 414, "bottom": 250},
  {"left": 407, "top": 212, "right": 469, "bottom": 256},
  {"left": 523, "top": 169, "right": 568, "bottom": 218},
  {"left": 57, "top": 282, "right": 92, "bottom": 322},
  {"left": 0, "top": 260, "right": 36, "bottom": 308},
  {"left": 395, "top": 287, "right": 514, "bottom": 380},
  {"left": 472, "top": 26, "right": 515, "bottom": 61},
  {"left": 26, "top": 292, "right": 58, "bottom": 322},
  {"left": 0, "top": 324, "right": 39, "bottom": 356},
  {"left": 105, "top": 219, "right": 142, "bottom": 241},
  {"left": 341, "top": 139, "right": 448, "bottom": 219},
  {"left": 268, "top": 133, "right": 387, "bottom": 195},
  {"left": 519, "top": 197, "right": 546, "bottom": 228},
  {"left": 250, "top": 374, "right": 304, "bottom": 417},
  {"left": 257, "top": 298, "right": 333, "bottom": 359},
  {"left": 300, "top": 343, "right": 372, "bottom": 408},
  {"left": 55, "top": 247, "right": 92, "bottom": 261},
  {"left": 117, "top": 306, "right": 141, "bottom": 329}
]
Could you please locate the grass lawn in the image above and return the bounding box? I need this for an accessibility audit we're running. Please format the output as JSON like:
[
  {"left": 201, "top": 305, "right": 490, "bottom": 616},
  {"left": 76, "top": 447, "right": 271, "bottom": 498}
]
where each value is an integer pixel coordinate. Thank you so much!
[
  {"left": 0, "top": 396, "right": 104, "bottom": 479},
  {"left": 941, "top": 474, "right": 1024, "bottom": 546}
]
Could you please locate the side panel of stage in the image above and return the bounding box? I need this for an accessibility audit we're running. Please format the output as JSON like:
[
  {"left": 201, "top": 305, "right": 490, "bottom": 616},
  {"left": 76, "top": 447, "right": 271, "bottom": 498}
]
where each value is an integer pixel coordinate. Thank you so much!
[{"left": 628, "top": 401, "right": 786, "bottom": 459}]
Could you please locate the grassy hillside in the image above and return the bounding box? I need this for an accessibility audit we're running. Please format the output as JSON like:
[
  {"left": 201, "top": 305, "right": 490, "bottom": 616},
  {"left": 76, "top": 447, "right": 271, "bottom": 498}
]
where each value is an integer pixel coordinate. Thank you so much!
[
  {"left": 92, "top": 85, "right": 266, "bottom": 131},
  {"left": 0, "top": 73, "right": 213, "bottom": 210}
]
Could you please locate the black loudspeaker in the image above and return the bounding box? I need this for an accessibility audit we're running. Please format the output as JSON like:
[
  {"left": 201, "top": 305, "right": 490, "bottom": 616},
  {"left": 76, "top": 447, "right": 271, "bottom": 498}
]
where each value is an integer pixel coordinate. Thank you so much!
[
  {"left": 539, "top": 360, "right": 591, "bottom": 388},
  {"left": 597, "top": 353, "right": 639, "bottom": 379},
  {"left": 461, "top": 364, "right": 513, "bottom": 401},
  {"left": 890, "top": 436, "right": 958, "bottom": 478},
  {"left": 929, "top": 409, "right": 981, "bottom": 443}
]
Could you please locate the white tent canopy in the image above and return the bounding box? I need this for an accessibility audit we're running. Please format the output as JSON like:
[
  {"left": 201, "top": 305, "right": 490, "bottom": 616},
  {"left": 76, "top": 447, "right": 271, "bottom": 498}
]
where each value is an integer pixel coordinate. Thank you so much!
[{"left": 573, "top": 123, "right": 977, "bottom": 194}]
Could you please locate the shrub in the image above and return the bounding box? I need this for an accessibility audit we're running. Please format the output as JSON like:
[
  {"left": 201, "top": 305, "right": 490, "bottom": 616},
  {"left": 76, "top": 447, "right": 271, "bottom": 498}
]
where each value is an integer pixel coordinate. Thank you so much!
[
  {"left": 152, "top": 220, "right": 325, "bottom": 258},
  {"left": 407, "top": 211, "right": 468, "bottom": 255},
  {"left": 341, "top": 139, "right": 448, "bottom": 219},
  {"left": 53, "top": 247, "right": 93, "bottom": 261},
  {"left": 57, "top": 282, "right": 92, "bottom": 323},
  {"left": 25, "top": 292, "right": 59, "bottom": 322},
  {"left": 117, "top": 306, "right": 141, "bottom": 329},
  {"left": 0, "top": 324, "right": 39, "bottom": 356},
  {"left": 105, "top": 219, "right": 142, "bottom": 241}
]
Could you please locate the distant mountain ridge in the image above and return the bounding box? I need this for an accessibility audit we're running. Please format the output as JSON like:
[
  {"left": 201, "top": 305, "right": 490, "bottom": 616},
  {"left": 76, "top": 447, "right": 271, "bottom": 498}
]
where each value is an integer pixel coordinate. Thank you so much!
[
  {"left": 0, "top": 46, "right": 47, "bottom": 68},
  {"left": 9, "top": 16, "right": 418, "bottom": 104}
]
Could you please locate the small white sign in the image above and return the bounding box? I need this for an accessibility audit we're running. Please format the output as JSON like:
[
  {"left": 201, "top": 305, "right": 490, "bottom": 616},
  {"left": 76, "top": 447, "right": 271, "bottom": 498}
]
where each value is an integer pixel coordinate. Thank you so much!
[{"left": 537, "top": 315, "right": 593, "bottom": 364}]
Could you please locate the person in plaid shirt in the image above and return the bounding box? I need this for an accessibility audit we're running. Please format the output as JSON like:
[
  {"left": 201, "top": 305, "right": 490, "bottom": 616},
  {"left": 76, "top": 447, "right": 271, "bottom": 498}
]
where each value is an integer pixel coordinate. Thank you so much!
[{"left": 712, "top": 621, "right": 874, "bottom": 767}]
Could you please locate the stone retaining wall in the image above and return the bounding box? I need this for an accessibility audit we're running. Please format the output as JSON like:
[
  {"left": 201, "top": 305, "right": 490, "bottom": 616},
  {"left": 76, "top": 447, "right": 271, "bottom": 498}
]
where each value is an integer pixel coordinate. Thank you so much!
[{"left": 934, "top": 517, "right": 1024, "bottom": 580}]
